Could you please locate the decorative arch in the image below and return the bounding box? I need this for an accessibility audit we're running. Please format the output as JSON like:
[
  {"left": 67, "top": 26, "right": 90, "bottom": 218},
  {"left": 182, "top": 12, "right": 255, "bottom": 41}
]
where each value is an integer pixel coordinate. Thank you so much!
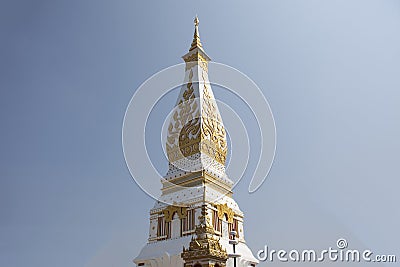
[
  {"left": 162, "top": 205, "right": 187, "bottom": 222},
  {"left": 217, "top": 203, "right": 234, "bottom": 223}
]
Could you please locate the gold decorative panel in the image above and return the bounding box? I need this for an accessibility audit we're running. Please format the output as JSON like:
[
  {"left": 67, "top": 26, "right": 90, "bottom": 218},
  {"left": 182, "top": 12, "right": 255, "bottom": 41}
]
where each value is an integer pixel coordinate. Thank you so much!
[
  {"left": 166, "top": 15, "right": 227, "bottom": 170},
  {"left": 166, "top": 69, "right": 227, "bottom": 166},
  {"left": 162, "top": 205, "right": 187, "bottom": 222},
  {"left": 216, "top": 203, "right": 234, "bottom": 223}
]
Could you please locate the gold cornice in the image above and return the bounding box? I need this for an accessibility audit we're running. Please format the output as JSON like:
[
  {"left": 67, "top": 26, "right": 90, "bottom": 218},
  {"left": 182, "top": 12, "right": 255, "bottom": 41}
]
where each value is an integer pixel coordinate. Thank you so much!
[{"left": 162, "top": 168, "right": 232, "bottom": 190}]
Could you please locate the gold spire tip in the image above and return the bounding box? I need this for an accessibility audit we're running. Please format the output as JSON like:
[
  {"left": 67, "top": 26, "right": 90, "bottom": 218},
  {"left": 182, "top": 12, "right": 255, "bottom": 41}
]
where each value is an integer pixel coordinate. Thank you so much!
[{"left": 189, "top": 16, "right": 203, "bottom": 51}]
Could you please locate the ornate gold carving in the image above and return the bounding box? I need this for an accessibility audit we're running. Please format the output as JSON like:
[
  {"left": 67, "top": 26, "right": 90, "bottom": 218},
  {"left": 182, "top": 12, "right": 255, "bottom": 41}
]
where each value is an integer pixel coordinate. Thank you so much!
[
  {"left": 166, "top": 69, "right": 202, "bottom": 162},
  {"left": 182, "top": 235, "right": 227, "bottom": 262},
  {"left": 183, "top": 52, "right": 208, "bottom": 72},
  {"left": 162, "top": 205, "right": 187, "bottom": 222},
  {"left": 165, "top": 69, "right": 228, "bottom": 166},
  {"left": 184, "top": 16, "right": 209, "bottom": 72},
  {"left": 200, "top": 71, "right": 227, "bottom": 165},
  {"left": 182, "top": 205, "right": 228, "bottom": 263},
  {"left": 216, "top": 203, "right": 234, "bottom": 223},
  {"left": 166, "top": 18, "right": 228, "bottom": 168},
  {"left": 189, "top": 16, "right": 203, "bottom": 51}
]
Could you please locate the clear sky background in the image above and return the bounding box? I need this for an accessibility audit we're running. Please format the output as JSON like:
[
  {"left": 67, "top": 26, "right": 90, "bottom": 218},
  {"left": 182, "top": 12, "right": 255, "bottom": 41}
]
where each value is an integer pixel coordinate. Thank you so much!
[{"left": 1, "top": 1, "right": 399, "bottom": 267}]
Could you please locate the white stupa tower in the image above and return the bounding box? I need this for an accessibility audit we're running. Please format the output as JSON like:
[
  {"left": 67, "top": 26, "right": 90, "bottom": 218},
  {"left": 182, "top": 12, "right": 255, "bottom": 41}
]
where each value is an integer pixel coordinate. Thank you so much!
[{"left": 134, "top": 17, "right": 259, "bottom": 267}]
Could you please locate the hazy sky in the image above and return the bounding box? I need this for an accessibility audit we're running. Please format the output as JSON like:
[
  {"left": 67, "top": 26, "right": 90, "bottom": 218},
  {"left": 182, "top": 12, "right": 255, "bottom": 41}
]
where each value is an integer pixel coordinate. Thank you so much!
[{"left": 1, "top": 1, "right": 399, "bottom": 267}]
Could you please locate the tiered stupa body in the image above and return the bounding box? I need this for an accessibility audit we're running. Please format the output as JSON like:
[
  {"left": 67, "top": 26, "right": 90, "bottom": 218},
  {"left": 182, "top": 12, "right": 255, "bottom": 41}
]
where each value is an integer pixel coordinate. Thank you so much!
[{"left": 134, "top": 17, "right": 258, "bottom": 267}]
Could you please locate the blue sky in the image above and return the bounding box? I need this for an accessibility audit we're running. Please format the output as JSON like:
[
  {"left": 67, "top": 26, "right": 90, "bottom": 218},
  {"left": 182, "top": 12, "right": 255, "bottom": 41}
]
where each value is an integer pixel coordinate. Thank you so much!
[{"left": 1, "top": 1, "right": 399, "bottom": 266}]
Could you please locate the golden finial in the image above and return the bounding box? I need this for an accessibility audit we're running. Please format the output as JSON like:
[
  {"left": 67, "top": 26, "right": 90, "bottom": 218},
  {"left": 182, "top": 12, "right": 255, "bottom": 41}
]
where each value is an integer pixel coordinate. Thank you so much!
[{"left": 190, "top": 16, "right": 203, "bottom": 51}]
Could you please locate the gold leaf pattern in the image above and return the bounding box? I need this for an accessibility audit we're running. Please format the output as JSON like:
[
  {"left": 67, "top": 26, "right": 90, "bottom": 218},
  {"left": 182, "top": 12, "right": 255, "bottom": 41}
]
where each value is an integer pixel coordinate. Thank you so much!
[
  {"left": 166, "top": 58, "right": 227, "bottom": 166},
  {"left": 162, "top": 205, "right": 187, "bottom": 222}
]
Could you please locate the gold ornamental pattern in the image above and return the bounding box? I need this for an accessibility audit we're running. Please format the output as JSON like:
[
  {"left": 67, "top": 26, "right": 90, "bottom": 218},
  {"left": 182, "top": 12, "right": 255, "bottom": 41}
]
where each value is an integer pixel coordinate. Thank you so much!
[
  {"left": 166, "top": 69, "right": 202, "bottom": 162},
  {"left": 166, "top": 67, "right": 227, "bottom": 166},
  {"left": 162, "top": 205, "right": 187, "bottom": 222},
  {"left": 181, "top": 205, "right": 228, "bottom": 265},
  {"left": 200, "top": 71, "right": 227, "bottom": 165},
  {"left": 216, "top": 203, "right": 234, "bottom": 223},
  {"left": 183, "top": 52, "right": 209, "bottom": 72},
  {"left": 181, "top": 234, "right": 228, "bottom": 261}
]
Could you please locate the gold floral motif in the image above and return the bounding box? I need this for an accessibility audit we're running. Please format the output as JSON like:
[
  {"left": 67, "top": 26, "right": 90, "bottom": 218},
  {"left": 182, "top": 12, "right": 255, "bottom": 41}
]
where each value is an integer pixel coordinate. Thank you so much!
[
  {"left": 166, "top": 55, "right": 227, "bottom": 166},
  {"left": 183, "top": 52, "right": 208, "bottom": 72},
  {"left": 162, "top": 205, "right": 187, "bottom": 222},
  {"left": 216, "top": 203, "right": 234, "bottom": 223},
  {"left": 166, "top": 69, "right": 202, "bottom": 162},
  {"left": 200, "top": 71, "right": 227, "bottom": 165}
]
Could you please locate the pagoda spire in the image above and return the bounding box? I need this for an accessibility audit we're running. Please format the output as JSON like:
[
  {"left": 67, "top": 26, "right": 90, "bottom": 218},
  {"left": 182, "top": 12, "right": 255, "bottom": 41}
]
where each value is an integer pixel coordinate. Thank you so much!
[
  {"left": 134, "top": 18, "right": 259, "bottom": 267},
  {"left": 189, "top": 16, "right": 203, "bottom": 51},
  {"left": 164, "top": 16, "right": 230, "bottom": 188}
]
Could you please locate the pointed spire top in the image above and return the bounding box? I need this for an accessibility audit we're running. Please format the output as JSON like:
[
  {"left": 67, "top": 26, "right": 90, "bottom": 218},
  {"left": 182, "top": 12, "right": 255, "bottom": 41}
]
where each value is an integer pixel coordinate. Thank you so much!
[{"left": 189, "top": 16, "right": 203, "bottom": 51}]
